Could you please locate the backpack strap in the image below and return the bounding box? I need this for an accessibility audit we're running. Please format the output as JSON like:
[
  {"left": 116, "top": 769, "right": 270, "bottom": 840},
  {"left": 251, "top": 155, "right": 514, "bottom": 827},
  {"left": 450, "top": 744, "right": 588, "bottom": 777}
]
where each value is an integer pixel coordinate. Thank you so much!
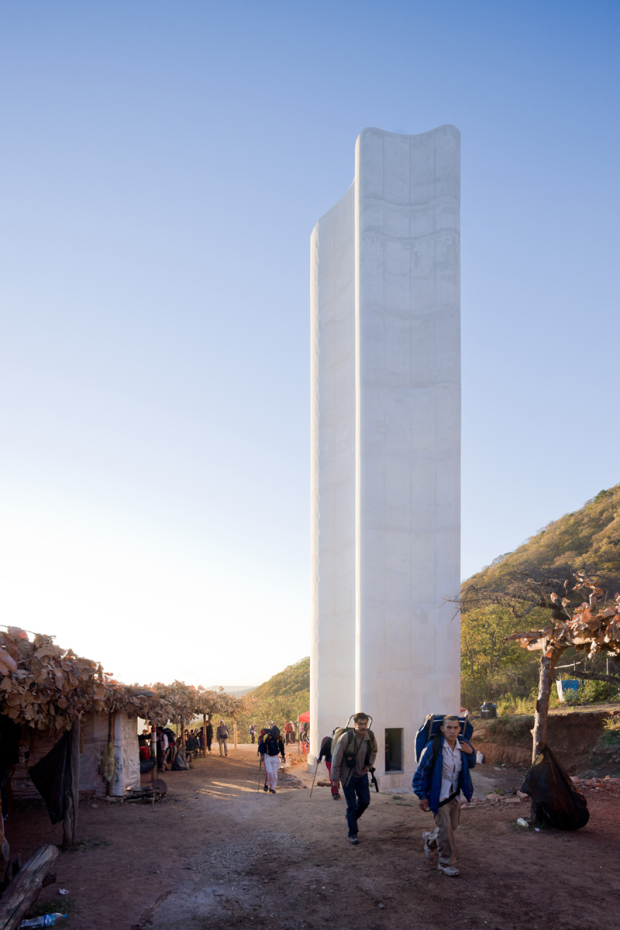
[
  {"left": 430, "top": 732, "right": 442, "bottom": 773},
  {"left": 364, "top": 730, "right": 376, "bottom": 767}
]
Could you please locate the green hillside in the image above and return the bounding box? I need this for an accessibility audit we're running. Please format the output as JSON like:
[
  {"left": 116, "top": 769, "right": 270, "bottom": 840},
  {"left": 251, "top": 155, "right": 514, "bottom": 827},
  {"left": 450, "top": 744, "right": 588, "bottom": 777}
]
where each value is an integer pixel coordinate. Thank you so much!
[
  {"left": 234, "top": 657, "right": 309, "bottom": 738},
  {"left": 249, "top": 656, "right": 309, "bottom": 701},
  {"left": 461, "top": 485, "right": 620, "bottom": 712},
  {"left": 463, "top": 484, "right": 620, "bottom": 600}
]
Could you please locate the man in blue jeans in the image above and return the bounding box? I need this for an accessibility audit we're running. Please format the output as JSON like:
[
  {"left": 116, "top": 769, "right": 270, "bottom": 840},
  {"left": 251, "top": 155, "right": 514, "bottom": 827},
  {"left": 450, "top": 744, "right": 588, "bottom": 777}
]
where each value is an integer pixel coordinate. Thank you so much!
[{"left": 330, "top": 713, "right": 377, "bottom": 845}]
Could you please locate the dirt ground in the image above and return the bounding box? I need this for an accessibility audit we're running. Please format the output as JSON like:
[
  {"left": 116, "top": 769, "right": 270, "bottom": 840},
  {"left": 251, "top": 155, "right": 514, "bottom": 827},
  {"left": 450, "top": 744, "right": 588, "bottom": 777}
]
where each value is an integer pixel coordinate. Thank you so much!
[
  {"left": 472, "top": 707, "right": 620, "bottom": 771},
  {"left": 6, "top": 746, "right": 620, "bottom": 930}
]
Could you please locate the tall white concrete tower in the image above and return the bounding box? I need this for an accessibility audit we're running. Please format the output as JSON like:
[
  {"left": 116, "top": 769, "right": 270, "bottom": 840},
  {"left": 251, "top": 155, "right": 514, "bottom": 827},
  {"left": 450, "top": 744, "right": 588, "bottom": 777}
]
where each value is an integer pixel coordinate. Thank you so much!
[{"left": 310, "top": 126, "right": 461, "bottom": 789}]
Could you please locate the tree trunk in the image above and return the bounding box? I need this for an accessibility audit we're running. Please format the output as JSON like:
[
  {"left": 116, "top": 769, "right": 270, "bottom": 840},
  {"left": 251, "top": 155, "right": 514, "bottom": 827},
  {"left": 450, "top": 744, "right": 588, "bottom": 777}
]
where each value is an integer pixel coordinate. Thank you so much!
[
  {"left": 530, "top": 642, "right": 564, "bottom": 823},
  {"left": 531, "top": 641, "right": 563, "bottom": 762},
  {"left": 202, "top": 715, "right": 207, "bottom": 758},
  {"left": 234, "top": 721, "right": 237, "bottom": 749},
  {"left": 0, "top": 844, "right": 59, "bottom": 930},
  {"left": 62, "top": 718, "right": 80, "bottom": 849}
]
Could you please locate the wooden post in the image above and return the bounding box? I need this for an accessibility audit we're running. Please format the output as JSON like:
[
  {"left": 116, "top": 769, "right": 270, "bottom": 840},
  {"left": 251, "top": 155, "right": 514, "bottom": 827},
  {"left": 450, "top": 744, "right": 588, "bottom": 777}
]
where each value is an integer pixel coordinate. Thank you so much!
[
  {"left": 234, "top": 720, "right": 237, "bottom": 749},
  {"left": 106, "top": 711, "right": 115, "bottom": 797},
  {"left": 62, "top": 718, "right": 80, "bottom": 849},
  {"left": 0, "top": 844, "right": 59, "bottom": 930},
  {"left": 202, "top": 714, "right": 207, "bottom": 758}
]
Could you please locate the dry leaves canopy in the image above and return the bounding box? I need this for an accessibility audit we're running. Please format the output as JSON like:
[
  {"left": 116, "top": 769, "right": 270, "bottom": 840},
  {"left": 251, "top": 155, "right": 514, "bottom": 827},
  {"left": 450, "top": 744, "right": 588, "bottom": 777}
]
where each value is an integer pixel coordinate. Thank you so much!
[
  {"left": 0, "top": 628, "right": 242, "bottom": 730},
  {"left": 0, "top": 628, "right": 105, "bottom": 731},
  {"left": 508, "top": 574, "right": 620, "bottom": 660}
]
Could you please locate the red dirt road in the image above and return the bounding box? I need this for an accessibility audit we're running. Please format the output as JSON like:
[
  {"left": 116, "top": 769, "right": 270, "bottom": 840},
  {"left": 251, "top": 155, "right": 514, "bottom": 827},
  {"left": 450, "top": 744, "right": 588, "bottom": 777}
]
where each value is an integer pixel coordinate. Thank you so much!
[{"left": 6, "top": 747, "right": 620, "bottom": 930}]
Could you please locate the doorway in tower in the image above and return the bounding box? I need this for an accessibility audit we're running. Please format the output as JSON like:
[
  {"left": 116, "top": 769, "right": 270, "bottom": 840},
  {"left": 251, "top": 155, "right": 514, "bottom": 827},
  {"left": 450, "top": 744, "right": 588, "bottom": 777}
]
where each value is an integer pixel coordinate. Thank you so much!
[{"left": 385, "top": 728, "right": 403, "bottom": 773}]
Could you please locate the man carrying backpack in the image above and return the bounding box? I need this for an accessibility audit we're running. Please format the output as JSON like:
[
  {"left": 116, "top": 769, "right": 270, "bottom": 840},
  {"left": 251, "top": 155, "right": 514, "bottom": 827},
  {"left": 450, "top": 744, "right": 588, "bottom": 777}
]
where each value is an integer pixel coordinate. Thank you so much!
[
  {"left": 412, "top": 715, "right": 476, "bottom": 877},
  {"left": 331, "top": 712, "right": 377, "bottom": 845},
  {"left": 258, "top": 725, "right": 285, "bottom": 793}
]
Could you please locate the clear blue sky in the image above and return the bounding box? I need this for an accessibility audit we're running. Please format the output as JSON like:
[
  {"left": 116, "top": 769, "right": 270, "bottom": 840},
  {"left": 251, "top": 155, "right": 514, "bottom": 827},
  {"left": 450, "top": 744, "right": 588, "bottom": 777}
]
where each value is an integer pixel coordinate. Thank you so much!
[{"left": 1, "top": 1, "right": 618, "bottom": 687}]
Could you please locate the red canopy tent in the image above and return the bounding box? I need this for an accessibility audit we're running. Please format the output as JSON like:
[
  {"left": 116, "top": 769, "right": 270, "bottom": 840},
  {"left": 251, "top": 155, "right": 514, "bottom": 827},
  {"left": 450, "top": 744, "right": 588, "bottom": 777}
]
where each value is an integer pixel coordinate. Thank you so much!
[{"left": 298, "top": 711, "right": 310, "bottom": 723}]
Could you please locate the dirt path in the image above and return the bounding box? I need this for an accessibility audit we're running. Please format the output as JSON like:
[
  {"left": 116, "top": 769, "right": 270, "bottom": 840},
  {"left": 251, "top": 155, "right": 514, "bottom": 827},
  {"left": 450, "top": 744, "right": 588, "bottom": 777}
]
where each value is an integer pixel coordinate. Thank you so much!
[{"left": 6, "top": 747, "right": 620, "bottom": 930}]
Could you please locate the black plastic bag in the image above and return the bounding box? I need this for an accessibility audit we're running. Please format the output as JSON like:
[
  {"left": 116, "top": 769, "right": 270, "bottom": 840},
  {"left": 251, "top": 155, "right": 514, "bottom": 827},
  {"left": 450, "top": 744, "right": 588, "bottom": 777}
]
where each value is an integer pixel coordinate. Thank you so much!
[
  {"left": 521, "top": 745, "right": 589, "bottom": 831},
  {"left": 28, "top": 730, "right": 72, "bottom": 825}
]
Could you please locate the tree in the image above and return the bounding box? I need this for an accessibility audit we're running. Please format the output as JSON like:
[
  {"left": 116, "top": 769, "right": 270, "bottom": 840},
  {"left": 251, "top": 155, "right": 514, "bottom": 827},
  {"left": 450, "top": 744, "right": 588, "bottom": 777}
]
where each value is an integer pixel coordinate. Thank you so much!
[
  {"left": 505, "top": 571, "right": 620, "bottom": 763},
  {"left": 462, "top": 606, "right": 530, "bottom": 678}
]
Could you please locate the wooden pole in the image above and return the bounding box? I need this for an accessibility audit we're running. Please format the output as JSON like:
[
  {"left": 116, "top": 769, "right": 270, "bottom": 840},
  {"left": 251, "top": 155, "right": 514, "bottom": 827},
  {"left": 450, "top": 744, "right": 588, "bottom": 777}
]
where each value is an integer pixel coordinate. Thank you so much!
[
  {"left": 202, "top": 714, "right": 207, "bottom": 758},
  {"left": 0, "top": 844, "right": 59, "bottom": 930},
  {"left": 62, "top": 718, "right": 80, "bottom": 849},
  {"left": 106, "top": 711, "right": 115, "bottom": 797}
]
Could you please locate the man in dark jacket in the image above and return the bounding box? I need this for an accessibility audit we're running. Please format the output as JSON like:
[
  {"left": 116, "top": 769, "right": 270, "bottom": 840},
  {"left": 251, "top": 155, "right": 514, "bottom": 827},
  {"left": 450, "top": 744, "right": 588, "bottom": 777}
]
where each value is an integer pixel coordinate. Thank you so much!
[
  {"left": 206, "top": 720, "right": 213, "bottom": 753},
  {"left": 317, "top": 731, "right": 340, "bottom": 800},
  {"left": 412, "top": 715, "right": 476, "bottom": 877},
  {"left": 258, "top": 725, "right": 285, "bottom": 793}
]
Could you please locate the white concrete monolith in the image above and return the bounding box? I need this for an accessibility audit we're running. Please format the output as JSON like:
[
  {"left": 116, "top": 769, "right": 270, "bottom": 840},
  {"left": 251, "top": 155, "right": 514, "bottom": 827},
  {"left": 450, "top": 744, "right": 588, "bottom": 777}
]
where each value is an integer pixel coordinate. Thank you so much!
[{"left": 310, "top": 126, "right": 461, "bottom": 789}]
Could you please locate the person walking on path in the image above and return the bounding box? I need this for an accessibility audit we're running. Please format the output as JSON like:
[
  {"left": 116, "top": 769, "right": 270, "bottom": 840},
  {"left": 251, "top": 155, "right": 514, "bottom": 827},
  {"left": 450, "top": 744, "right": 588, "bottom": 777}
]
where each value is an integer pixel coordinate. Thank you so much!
[
  {"left": 412, "top": 715, "right": 476, "bottom": 877},
  {"left": 331, "top": 713, "right": 377, "bottom": 844},
  {"left": 250, "top": 723, "right": 256, "bottom": 744},
  {"left": 216, "top": 720, "right": 230, "bottom": 756},
  {"left": 317, "top": 731, "right": 340, "bottom": 800},
  {"left": 206, "top": 720, "right": 213, "bottom": 753},
  {"left": 258, "top": 725, "right": 285, "bottom": 793}
]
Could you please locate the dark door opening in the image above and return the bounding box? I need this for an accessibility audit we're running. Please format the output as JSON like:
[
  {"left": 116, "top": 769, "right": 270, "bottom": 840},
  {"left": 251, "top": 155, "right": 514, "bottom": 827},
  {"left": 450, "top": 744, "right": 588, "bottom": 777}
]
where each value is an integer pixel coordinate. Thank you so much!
[{"left": 385, "top": 727, "right": 403, "bottom": 773}]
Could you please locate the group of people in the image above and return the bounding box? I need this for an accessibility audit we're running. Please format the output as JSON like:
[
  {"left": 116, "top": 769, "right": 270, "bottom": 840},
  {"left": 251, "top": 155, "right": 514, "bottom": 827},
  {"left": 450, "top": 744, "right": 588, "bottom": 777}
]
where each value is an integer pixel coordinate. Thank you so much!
[
  {"left": 249, "top": 720, "right": 306, "bottom": 746},
  {"left": 139, "top": 718, "right": 236, "bottom": 771},
  {"left": 316, "top": 712, "right": 475, "bottom": 876},
  {"left": 142, "top": 709, "right": 475, "bottom": 875}
]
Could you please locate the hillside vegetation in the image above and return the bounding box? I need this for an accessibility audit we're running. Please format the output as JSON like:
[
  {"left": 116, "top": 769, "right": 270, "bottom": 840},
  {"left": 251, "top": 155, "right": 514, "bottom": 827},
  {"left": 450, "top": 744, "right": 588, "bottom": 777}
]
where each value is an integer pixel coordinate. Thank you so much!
[
  {"left": 249, "top": 656, "right": 309, "bottom": 701},
  {"left": 461, "top": 485, "right": 620, "bottom": 712},
  {"left": 234, "top": 657, "right": 309, "bottom": 739},
  {"left": 464, "top": 484, "right": 620, "bottom": 600}
]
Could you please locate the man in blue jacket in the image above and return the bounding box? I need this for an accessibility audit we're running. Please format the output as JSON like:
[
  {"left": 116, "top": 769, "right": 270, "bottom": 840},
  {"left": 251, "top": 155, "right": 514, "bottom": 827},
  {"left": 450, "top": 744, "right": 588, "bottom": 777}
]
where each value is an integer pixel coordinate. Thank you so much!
[{"left": 412, "top": 715, "right": 476, "bottom": 877}]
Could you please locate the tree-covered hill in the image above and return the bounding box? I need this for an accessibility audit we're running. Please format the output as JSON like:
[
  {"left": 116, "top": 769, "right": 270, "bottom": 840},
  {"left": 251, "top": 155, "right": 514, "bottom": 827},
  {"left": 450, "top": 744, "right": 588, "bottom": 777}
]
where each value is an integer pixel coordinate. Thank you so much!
[
  {"left": 460, "top": 484, "right": 620, "bottom": 712},
  {"left": 463, "top": 484, "right": 620, "bottom": 601},
  {"left": 249, "top": 656, "right": 309, "bottom": 701},
  {"left": 234, "top": 657, "right": 309, "bottom": 738}
]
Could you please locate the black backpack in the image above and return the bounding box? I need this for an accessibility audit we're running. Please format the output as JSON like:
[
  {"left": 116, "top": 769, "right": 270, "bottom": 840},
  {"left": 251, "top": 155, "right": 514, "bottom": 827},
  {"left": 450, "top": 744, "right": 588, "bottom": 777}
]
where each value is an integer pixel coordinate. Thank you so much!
[{"left": 415, "top": 714, "right": 473, "bottom": 762}]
